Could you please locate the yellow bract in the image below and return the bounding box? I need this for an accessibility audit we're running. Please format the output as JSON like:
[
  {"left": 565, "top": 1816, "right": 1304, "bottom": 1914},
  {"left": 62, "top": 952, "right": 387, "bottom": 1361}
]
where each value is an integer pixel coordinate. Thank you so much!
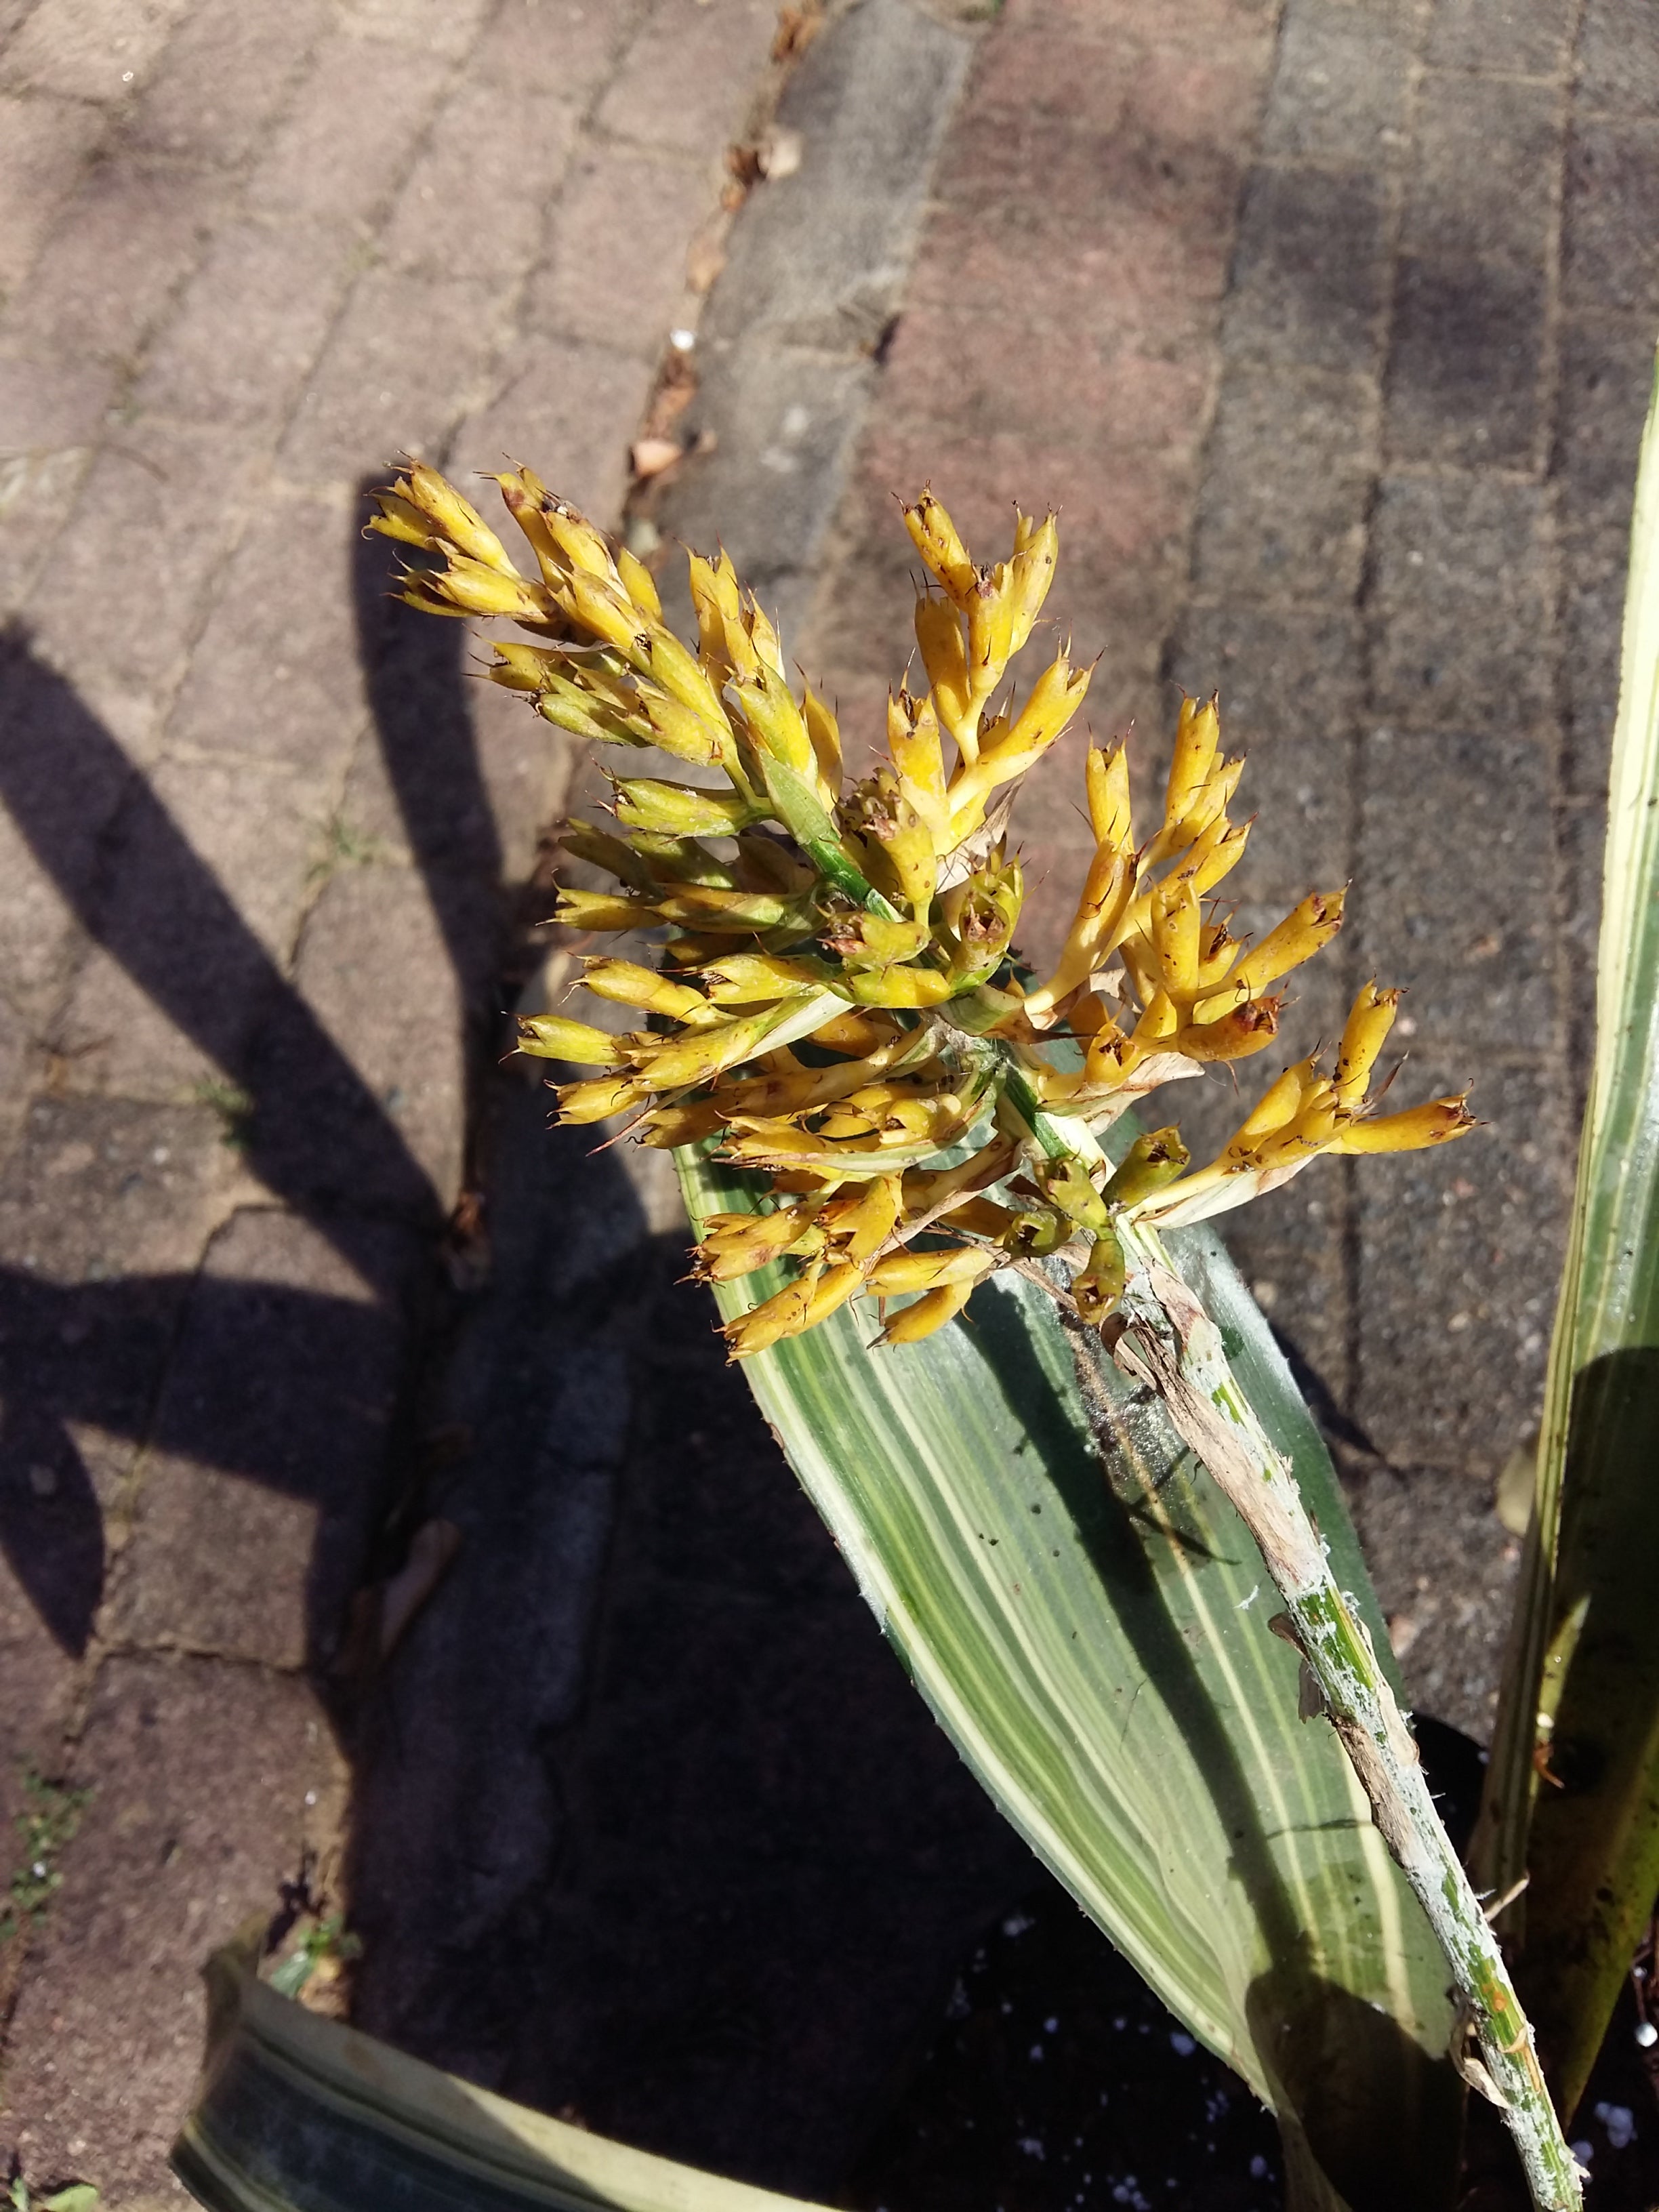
[{"left": 384, "top": 464, "right": 1475, "bottom": 1356}]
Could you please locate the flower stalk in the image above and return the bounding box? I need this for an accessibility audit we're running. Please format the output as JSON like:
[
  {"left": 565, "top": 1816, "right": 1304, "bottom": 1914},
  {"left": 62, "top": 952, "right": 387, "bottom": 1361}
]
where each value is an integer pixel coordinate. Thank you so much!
[{"left": 383, "top": 457, "right": 1580, "bottom": 2204}]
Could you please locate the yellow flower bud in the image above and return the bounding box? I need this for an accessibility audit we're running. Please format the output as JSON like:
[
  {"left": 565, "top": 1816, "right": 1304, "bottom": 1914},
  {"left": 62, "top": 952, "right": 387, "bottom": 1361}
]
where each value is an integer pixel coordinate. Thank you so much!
[
  {"left": 556, "top": 1072, "right": 649, "bottom": 1123},
  {"left": 1071, "top": 1227, "right": 1127, "bottom": 1327},
  {"left": 876, "top": 1275, "right": 979, "bottom": 1346},
  {"left": 403, "top": 462, "right": 517, "bottom": 573},
  {"left": 1103, "top": 1127, "right": 1190, "bottom": 1207},
  {"left": 902, "top": 489, "right": 977, "bottom": 602},
  {"left": 867, "top": 1243, "right": 994, "bottom": 1296},
  {"left": 1008, "top": 508, "right": 1059, "bottom": 651},
  {"left": 1151, "top": 876, "right": 1202, "bottom": 999},
  {"left": 1334, "top": 982, "right": 1401, "bottom": 1107},
  {"left": 1164, "top": 691, "right": 1220, "bottom": 831},
  {"left": 616, "top": 544, "right": 662, "bottom": 619},
  {"left": 723, "top": 1263, "right": 825, "bottom": 1358},
  {"left": 1174, "top": 995, "right": 1282, "bottom": 1064},
  {"left": 696, "top": 1204, "right": 819, "bottom": 1281},
  {"left": 611, "top": 778, "right": 763, "bottom": 836},
  {"left": 516, "top": 1016, "right": 627, "bottom": 1065},
  {"left": 1328, "top": 1094, "right": 1477, "bottom": 1153},
  {"left": 1197, "top": 890, "right": 1345, "bottom": 1014},
  {"left": 966, "top": 562, "right": 1017, "bottom": 708},
  {"left": 802, "top": 684, "right": 843, "bottom": 791},
  {"left": 1086, "top": 742, "right": 1132, "bottom": 848},
  {"left": 915, "top": 593, "right": 973, "bottom": 742},
  {"left": 554, "top": 888, "right": 659, "bottom": 932}
]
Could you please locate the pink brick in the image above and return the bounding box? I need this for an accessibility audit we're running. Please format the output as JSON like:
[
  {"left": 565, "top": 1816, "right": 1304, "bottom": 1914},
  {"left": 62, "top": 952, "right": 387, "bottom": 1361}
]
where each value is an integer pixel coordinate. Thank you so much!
[
  {"left": 466, "top": 0, "right": 630, "bottom": 102},
  {"left": 0, "top": 349, "right": 115, "bottom": 449},
  {"left": 277, "top": 267, "right": 504, "bottom": 486},
  {"left": 380, "top": 64, "right": 579, "bottom": 288},
  {"left": 134, "top": 218, "right": 354, "bottom": 431},
  {"left": 448, "top": 332, "right": 654, "bottom": 525},
  {"left": 247, "top": 32, "right": 451, "bottom": 226},
  {"left": 596, "top": 0, "right": 777, "bottom": 158},
  {"left": 0, "top": 92, "right": 104, "bottom": 295},
  {"left": 525, "top": 140, "right": 701, "bottom": 357},
  {"left": 123, "top": 0, "right": 333, "bottom": 167},
  {"left": 0, "top": 157, "right": 214, "bottom": 363},
  {"left": 1, "top": 0, "right": 193, "bottom": 104}
]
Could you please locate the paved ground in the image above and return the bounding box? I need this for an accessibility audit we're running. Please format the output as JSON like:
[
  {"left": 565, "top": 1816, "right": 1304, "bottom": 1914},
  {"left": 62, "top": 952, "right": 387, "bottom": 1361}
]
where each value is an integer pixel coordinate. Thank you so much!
[{"left": 1, "top": 0, "right": 1656, "bottom": 2204}]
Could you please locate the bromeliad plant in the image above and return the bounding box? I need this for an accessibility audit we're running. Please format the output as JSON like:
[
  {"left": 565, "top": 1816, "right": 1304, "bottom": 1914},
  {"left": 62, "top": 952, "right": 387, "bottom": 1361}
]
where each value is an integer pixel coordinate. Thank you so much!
[{"left": 369, "top": 464, "right": 1582, "bottom": 2208}]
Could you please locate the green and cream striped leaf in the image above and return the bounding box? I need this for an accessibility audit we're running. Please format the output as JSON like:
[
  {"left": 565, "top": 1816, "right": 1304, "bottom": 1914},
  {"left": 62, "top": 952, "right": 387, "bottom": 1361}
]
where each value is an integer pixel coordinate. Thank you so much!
[
  {"left": 174, "top": 1942, "right": 835, "bottom": 2212},
  {"left": 678, "top": 1146, "right": 1461, "bottom": 2212},
  {"left": 1475, "top": 346, "right": 1659, "bottom": 2119}
]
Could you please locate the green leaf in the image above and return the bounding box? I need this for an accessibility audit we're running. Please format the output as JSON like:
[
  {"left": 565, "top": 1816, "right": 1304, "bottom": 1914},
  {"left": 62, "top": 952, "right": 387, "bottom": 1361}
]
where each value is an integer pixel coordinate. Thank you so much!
[
  {"left": 1474, "top": 346, "right": 1659, "bottom": 2120},
  {"left": 173, "top": 1942, "right": 833, "bottom": 2212},
  {"left": 678, "top": 1144, "right": 1461, "bottom": 2212}
]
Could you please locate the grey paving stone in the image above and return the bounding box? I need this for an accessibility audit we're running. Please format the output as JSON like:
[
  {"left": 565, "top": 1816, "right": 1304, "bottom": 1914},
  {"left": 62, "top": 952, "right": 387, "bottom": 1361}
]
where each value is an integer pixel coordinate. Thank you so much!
[
  {"left": 525, "top": 143, "right": 703, "bottom": 359},
  {"left": 447, "top": 332, "right": 653, "bottom": 525},
  {"left": 1191, "top": 368, "right": 1375, "bottom": 600},
  {"left": 1260, "top": 0, "right": 1416, "bottom": 165},
  {"left": 1214, "top": 733, "right": 1357, "bottom": 901},
  {"left": 1401, "top": 70, "right": 1559, "bottom": 268},
  {"left": 1555, "top": 314, "right": 1654, "bottom": 543},
  {"left": 0, "top": 1652, "right": 344, "bottom": 2205},
  {"left": 1368, "top": 472, "right": 1553, "bottom": 729},
  {"left": 161, "top": 487, "right": 369, "bottom": 777},
  {"left": 1355, "top": 727, "right": 1556, "bottom": 1053},
  {"left": 378, "top": 47, "right": 580, "bottom": 290},
  {"left": 133, "top": 218, "right": 356, "bottom": 432},
  {"left": 1425, "top": 0, "right": 1575, "bottom": 76},
  {"left": 276, "top": 268, "right": 504, "bottom": 488},
  {"left": 0, "top": 155, "right": 213, "bottom": 366},
  {"left": 1578, "top": 0, "right": 1659, "bottom": 115},
  {"left": 0, "top": 92, "right": 105, "bottom": 298},
  {"left": 1384, "top": 254, "right": 1546, "bottom": 469},
  {"left": 0, "top": 1566, "right": 79, "bottom": 1880},
  {"left": 119, "top": 0, "right": 332, "bottom": 168},
  {"left": 1170, "top": 602, "right": 1364, "bottom": 747},
  {"left": 1355, "top": 1058, "right": 1570, "bottom": 1479},
  {"left": 1563, "top": 117, "right": 1659, "bottom": 319},
  {"left": 24, "top": 415, "right": 264, "bottom": 703},
  {"left": 596, "top": 0, "right": 777, "bottom": 159},
  {"left": 335, "top": 0, "right": 491, "bottom": 61},
  {"left": 290, "top": 858, "right": 493, "bottom": 1208},
  {"left": 106, "top": 1207, "right": 424, "bottom": 1667},
  {"left": 1223, "top": 163, "right": 1389, "bottom": 376},
  {"left": 0, "top": 0, "right": 193, "bottom": 104},
  {"left": 247, "top": 31, "right": 452, "bottom": 228}
]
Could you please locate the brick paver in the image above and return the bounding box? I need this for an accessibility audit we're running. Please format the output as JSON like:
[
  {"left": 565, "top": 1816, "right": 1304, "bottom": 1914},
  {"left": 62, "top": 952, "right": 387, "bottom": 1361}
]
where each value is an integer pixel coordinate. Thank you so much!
[{"left": 0, "top": 0, "right": 782, "bottom": 2194}]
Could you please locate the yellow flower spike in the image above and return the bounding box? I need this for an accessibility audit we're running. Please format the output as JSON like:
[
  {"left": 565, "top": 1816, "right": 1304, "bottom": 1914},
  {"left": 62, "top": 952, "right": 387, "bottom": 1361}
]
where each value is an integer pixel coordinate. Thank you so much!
[
  {"left": 723, "top": 1261, "right": 826, "bottom": 1359},
  {"left": 1328, "top": 1093, "right": 1478, "bottom": 1153},
  {"left": 555, "top": 1072, "right": 651, "bottom": 1123},
  {"left": 1181, "top": 752, "right": 1246, "bottom": 842},
  {"left": 1197, "top": 889, "right": 1346, "bottom": 1013},
  {"left": 1151, "top": 876, "right": 1203, "bottom": 999},
  {"left": 652, "top": 884, "right": 812, "bottom": 933},
  {"left": 1086, "top": 742, "right": 1133, "bottom": 848},
  {"left": 915, "top": 592, "right": 974, "bottom": 743},
  {"left": 552, "top": 887, "right": 660, "bottom": 932},
  {"left": 615, "top": 544, "right": 662, "bottom": 621},
  {"left": 403, "top": 462, "right": 518, "bottom": 574},
  {"left": 581, "top": 958, "right": 711, "bottom": 1023},
  {"left": 867, "top": 1244, "right": 994, "bottom": 1298},
  {"left": 1071, "top": 1227, "right": 1128, "bottom": 1328},
  {"left": 636, "top": 687, "right": 724, "bottom": 767},
  {"left": 743, "top": 596, "right": 787, "bottom": 681},
  {"left": 1334, "top": 981, "right": 1402, "bottom": 1107},
  {"left": 1008, "top": 508, "right": 1059, "bottom": 651},
  {"left": 701, "top": 953, "right": 831, "bottom": 1004},
  {"left": 1164, "top": 691, "right": 1221, "bottom": 831},
  {"left": 487, "top": 641, "right": 565, "bottom": 693},
  {"left": 902, "top": 488, "right": 977, "bottom": 603},
  {"left": 516, "top": 1016, "right": 628, "bottom": 1065},
  {"left": 802, "top": 684, "right": 843, "bottom": 793},
  {"left": 687, "top": 549, "right": 743, "bottom": 673},
  {"left": 634, "top": 1000, "right": 818, "bottom": 1090},
  {"left": 1174, "top": 996, "right": 1283, "bottom": 1064},
  {"left": 876, "top": 1275, "right": 981, "bottom": 1347},
  {"left": 965, "top": 562, "right": 1018, "bottom": 711}
]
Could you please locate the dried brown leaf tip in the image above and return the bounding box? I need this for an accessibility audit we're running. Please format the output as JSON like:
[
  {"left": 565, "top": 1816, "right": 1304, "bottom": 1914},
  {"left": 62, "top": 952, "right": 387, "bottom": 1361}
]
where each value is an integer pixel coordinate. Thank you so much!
[{"left": 381, "top": 467, "right": 1475, "bottom": 1355}]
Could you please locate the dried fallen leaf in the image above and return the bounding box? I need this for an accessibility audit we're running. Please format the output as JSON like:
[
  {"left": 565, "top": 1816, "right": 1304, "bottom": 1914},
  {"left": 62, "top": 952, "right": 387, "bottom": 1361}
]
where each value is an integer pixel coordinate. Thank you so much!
[
  {"left": 630, "top": 436, "right": 684, "bottom": 481},
  {"left": 771, "top": 0, "right": 824, "bottom": 62},
  {"left": 686, "top": 227, "right": 726, "bottom": 293}
]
